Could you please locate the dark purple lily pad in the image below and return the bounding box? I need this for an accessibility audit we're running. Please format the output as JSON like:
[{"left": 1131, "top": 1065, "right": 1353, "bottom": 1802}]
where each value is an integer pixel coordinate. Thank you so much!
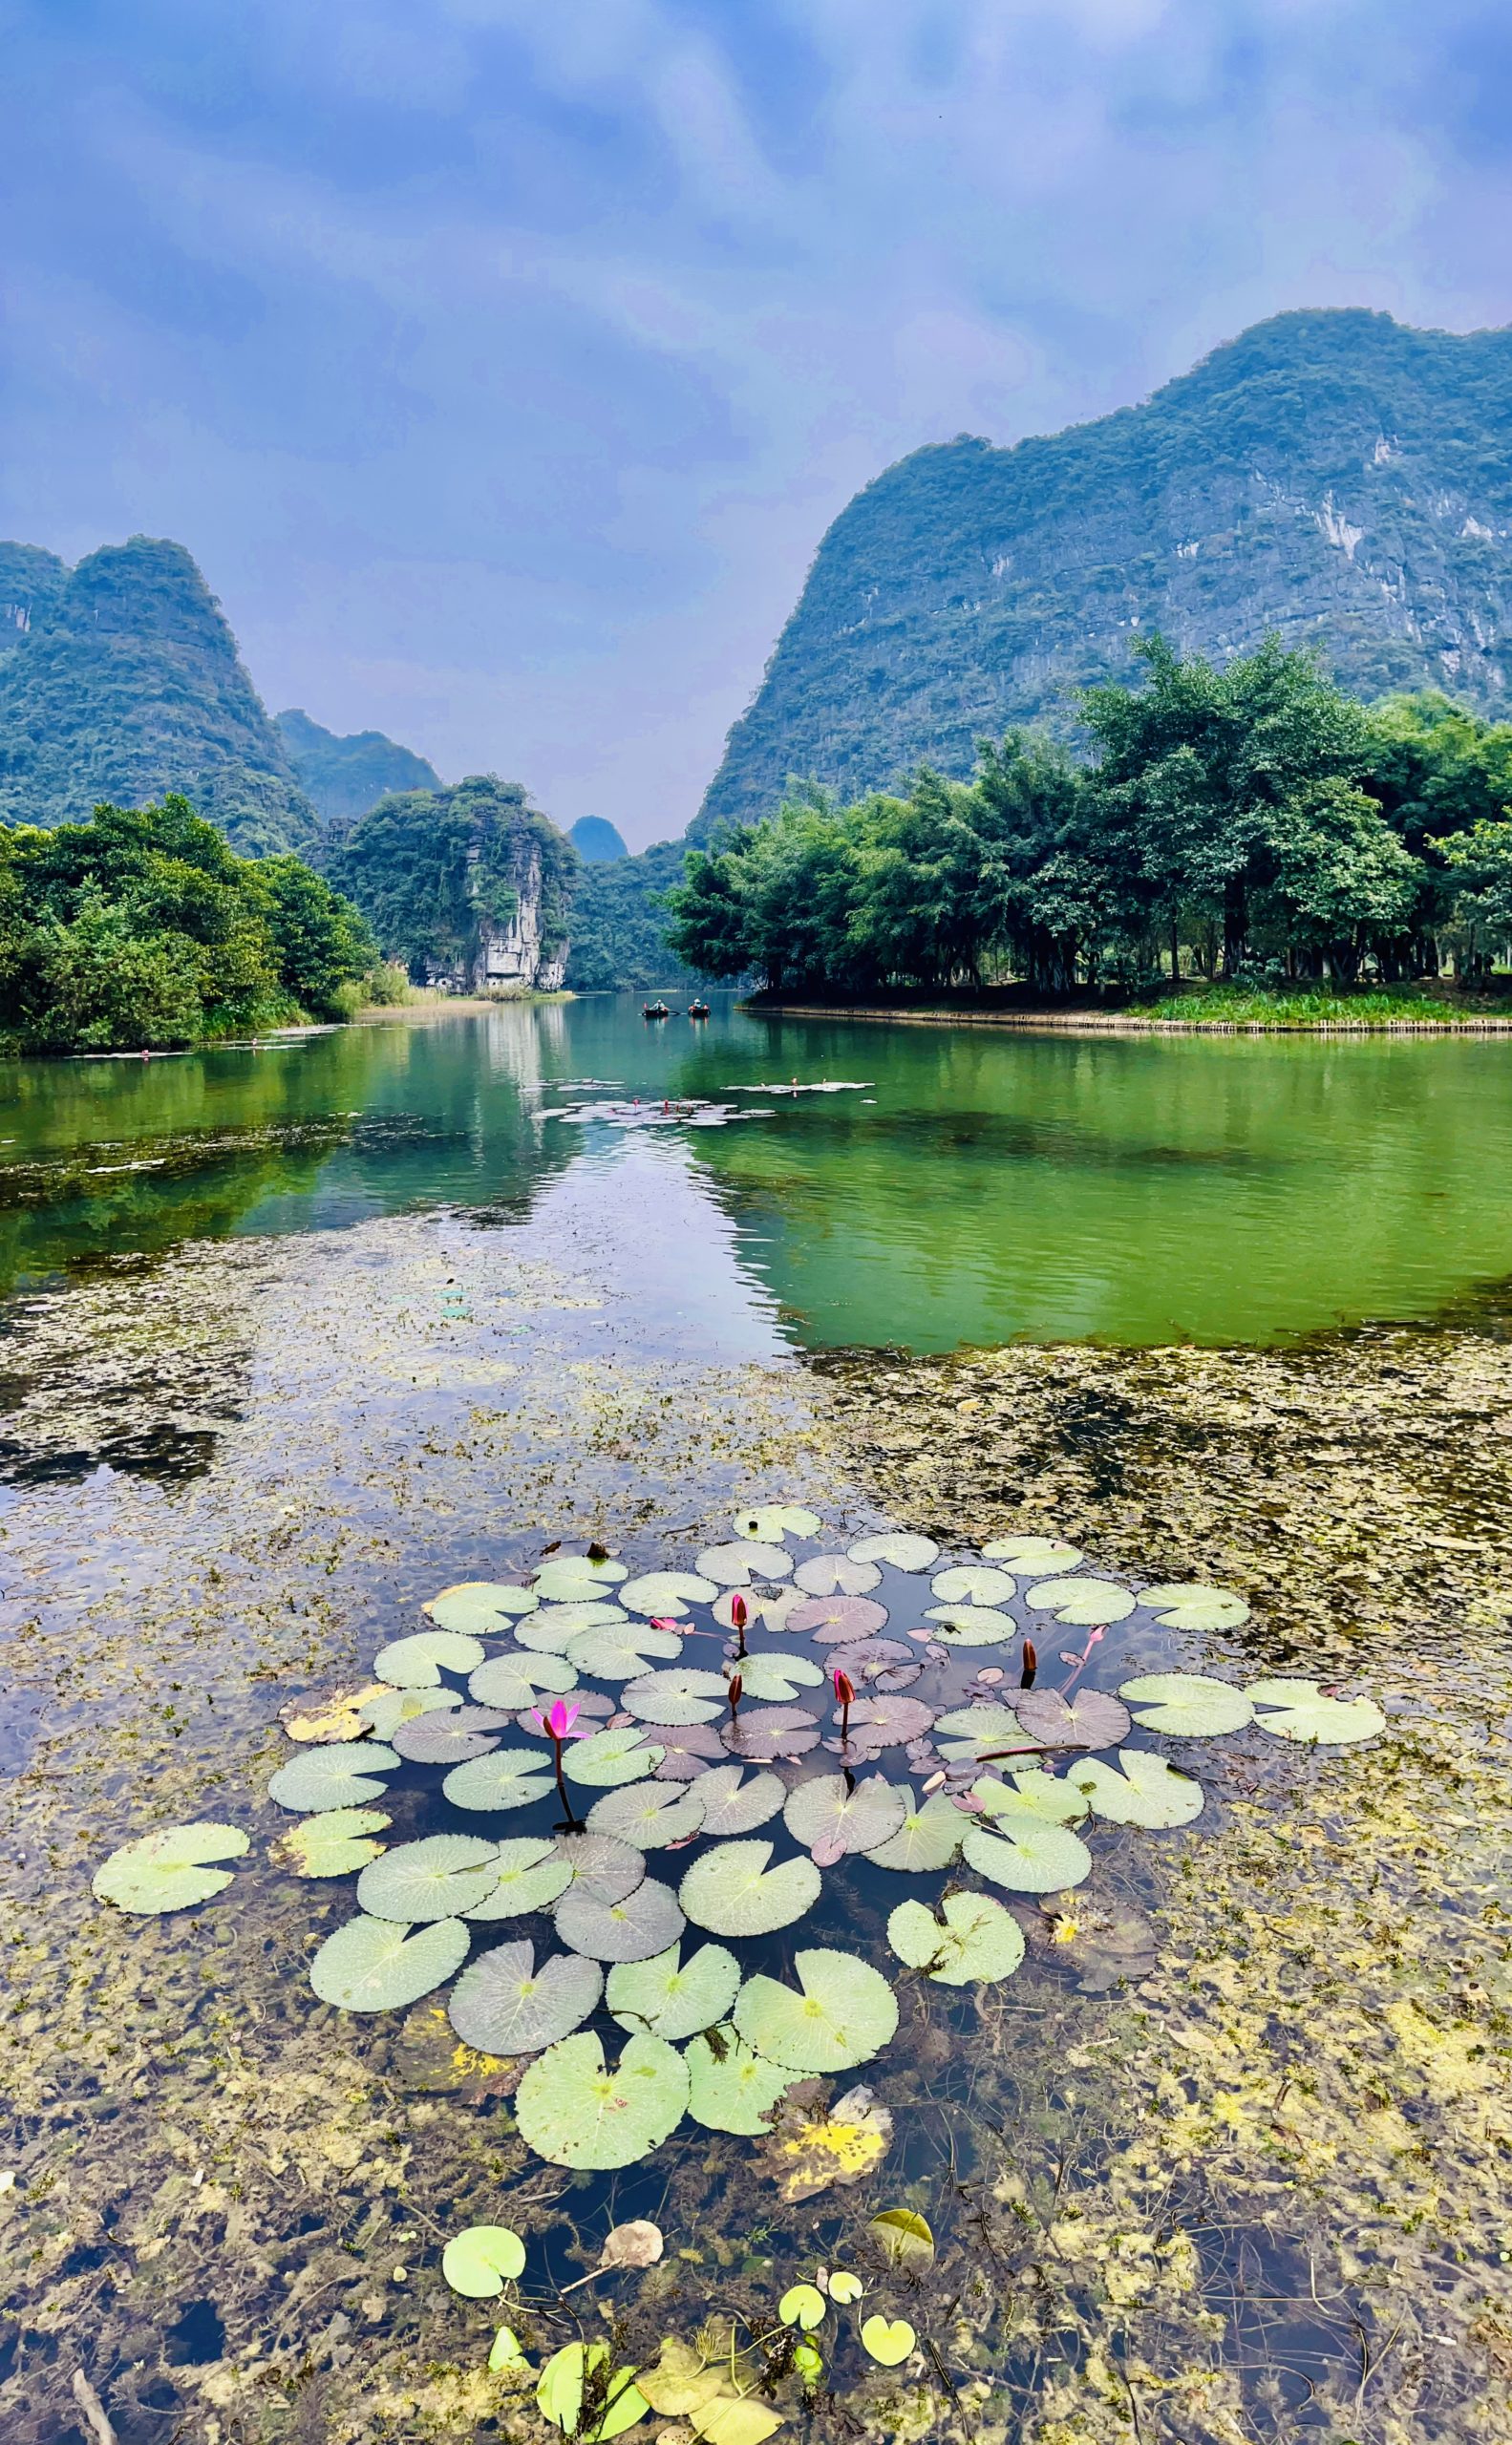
[
  {"left": 391, "top": 1706, "right": 515, "bottom": 1764},
  {"left": 785, "top": 1596, "right": 889, "bottom": 1645},
  {"left": 721, "top": 1705, "right": 821, "bottom": 1761},
  {"left": 650, "top": 1722, "right": 726, "bottom": 1779},
  {"left": 825, "top": 1639, "right": 924, "bottom": 1694},
  {"left": 1014, "top": 1688, "right": 1133, "bottom": 1750},
  {"left": 834, "top": 1694, "right": 935, "bottom": 1751}
]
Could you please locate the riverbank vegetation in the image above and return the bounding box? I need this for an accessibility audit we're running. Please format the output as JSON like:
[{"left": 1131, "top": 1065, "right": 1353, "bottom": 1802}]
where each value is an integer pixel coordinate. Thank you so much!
[
  {"left": 670, "top": 640, "right": 1512, "bottom": 1000},
  {"left": 0, "top": 795, "right": 390, "bottom": 1053}
]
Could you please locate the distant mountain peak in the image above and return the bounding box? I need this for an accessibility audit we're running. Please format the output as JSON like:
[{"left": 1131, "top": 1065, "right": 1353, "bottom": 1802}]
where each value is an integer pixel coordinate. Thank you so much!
[
  {"left": 694, "top": 307, "right": 1512, "bottom": 837},
  {"left": 275, "top": 707, "right": 440, "bottom": 824},
  {"left": 568, "top": 815, "right": 628, "bottom": 861}
]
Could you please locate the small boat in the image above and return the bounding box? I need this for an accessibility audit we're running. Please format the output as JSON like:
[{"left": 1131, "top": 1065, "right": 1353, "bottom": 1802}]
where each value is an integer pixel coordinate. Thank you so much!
[
  {"left": 686, "top": 1001, "right": 711, "bottom": 1019},
  {"left": 642, "top": 1001, "right": 671, "bottom": 1019}
]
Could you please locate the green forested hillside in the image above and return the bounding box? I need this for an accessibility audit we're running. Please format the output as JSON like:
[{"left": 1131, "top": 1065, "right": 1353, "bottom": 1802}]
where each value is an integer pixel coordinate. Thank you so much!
[
  {"left": 275, "top": 707, "right": 440, "bottom": 823},
  {"left": 696, "top": 310, "right": 1512, "bottom": 837},
  {"left": 0, "top": 537, "right": 317, "bottom": 854},
  {"left": 564, "top": 840, "right": 704, "bottom": 989},
  {"left": 318, "top": 776, "right": 577, "bottom": 989}
]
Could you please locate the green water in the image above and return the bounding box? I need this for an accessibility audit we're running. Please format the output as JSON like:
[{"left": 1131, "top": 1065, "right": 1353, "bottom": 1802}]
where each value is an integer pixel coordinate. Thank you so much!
[{"left": 6, "top": 993, "right": 1512, "bottom": 1350}]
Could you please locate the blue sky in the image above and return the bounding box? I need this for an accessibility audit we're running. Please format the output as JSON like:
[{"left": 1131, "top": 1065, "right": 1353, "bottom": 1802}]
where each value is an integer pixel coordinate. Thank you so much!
[{"left": 4, "top": 2, "right": 1511, "bottom": 846}]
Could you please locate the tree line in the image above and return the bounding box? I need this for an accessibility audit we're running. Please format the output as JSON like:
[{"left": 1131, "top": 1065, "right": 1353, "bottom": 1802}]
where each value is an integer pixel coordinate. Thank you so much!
[
  {"left": 667, "top": 639, "right": 1512, "bottom": 995},
  {"left": 0, "top": 795, "right": 388, "bottom": 1053}
]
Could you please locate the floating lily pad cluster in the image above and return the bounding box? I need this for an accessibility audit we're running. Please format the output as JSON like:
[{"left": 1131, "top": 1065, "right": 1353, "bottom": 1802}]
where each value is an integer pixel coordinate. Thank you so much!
[{"left": 93, "top": 1508, "right": 1388, "bottom": 2175}]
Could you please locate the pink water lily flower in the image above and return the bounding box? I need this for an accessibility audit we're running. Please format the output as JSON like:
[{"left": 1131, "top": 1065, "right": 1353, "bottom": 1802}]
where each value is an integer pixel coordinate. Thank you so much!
[{"left": 530, "top": 1698, "right": 585, "bottom": 1743}]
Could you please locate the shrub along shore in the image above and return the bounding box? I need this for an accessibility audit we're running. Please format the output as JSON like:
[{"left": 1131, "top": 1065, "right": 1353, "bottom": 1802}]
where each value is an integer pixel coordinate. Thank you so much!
[{"left": 745, "top": 980, "right": 1512, "bottom": 1032}]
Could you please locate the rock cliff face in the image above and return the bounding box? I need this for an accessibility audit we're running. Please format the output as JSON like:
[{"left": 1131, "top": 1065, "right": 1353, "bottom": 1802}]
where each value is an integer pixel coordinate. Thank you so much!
[
  {"left": 694, "top": 308, "right": 1512, "bottom": 836},
  {"left": 0, "top": 535, "right": 317, "bottom": 853},
  {"left": 316, "top": 775, "right": 577, "bottom": 991}
]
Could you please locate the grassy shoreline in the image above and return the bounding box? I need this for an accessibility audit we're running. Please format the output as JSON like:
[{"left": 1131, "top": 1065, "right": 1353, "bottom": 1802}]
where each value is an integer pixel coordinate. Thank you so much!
[{"left": 746, "top": 980, "right": 1512, "bottom": 1033}]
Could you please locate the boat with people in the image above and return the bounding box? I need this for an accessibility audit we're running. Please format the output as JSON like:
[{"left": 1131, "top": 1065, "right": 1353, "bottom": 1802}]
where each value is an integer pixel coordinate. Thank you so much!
[
  {"left": 686, "top": 1001, "right": 711, "bottom": 1019},
  {"left": 642, "top": 1000, "right": 671, "bottom": 1019}
]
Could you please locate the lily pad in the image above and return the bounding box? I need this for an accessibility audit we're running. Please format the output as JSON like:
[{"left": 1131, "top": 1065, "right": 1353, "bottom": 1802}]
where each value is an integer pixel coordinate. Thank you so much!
[
  {"left": 425, "top": 1581, "right": 540, "bottom": 1633},
  {"left": 734, "top": 1947, "right": 898, "bottom": 2073},
  {"left": 392, "top": 1706, "right": 512, "bottom": 1764},
  {"left": 678, "top": 1839, "right": 821, "bottom": 1936},
  {"left": 693, "top": 1763, "right": 786, "bottom": 1837},
  {"left": 622, "top": 1668, "right": 729, "bottom": 1726},
  {"left": 442, "top": 1747, "right": 556, "bottom": 1812},
  {"left": 358, "top": 1686, "right": 462, "bottom": 1740},
  {"left": 587, "top": 1781, "right": 706, "bottom": 1847},
  {"left": 922, "top": 1605, "right": 1015, "bottom": 1647},
  {"left": 271, "top": 1808, "right": 391, "bottom": 1880},
  {"left": 1246, "top": 1677, "right": 1387, "bottom": 1744},
  {"left": 731, "top": 1503, "right": 823, "bottom": 1541},
  {"left": 469, "top": 1650, "right": 580, "bottom": 1708},
  {"left": 618, "top": 1570, "right": 718, "bottom": 1618},
  {"left": 783, "top": 1774, "right": 906, "bottom": 1863},
  {"left": 690, "top": 2399, "right": 783, "bottom": 2445},
  {"left": 1024, "top": 1576, "right": 1135, "bottom": 1626},
  {"left": 785, "top": 1595, "right": 888, "bottom": 1643},
  {"left": 862, "top": 1788, "right": 964, "bottom": 1873},
  {"left": 930, "top": 1564, "right": 1017, "bottom": 1606},
  {"left": 1118, "top": 1672, "right": 1255, "bottom": 1736},
  {"left": 448, "top": 1938, "right": 603, "bottom": 2053},
  {"left": 861, "top": 2317, "right": 915, "bottom": 2368},
  {"left": 358, "top": 1834, "right": 506, "bottom": 1922},
  {"left": 934, "top": 1702, "right": 1029, "bottom": 1762},
  {"left": 310, "top": 1913, "right": 470, "bottom": 2011},
  {"left": 516, "top": 2030, "right": 689, "bottom": 2168},
  {"left": 886, "top": 1892, "right": 1024, "bottom": 1985},
  {"left": 607, "top": 1941, "right": 741, "bottom": 2040},
  {"left": 267, "top": 1741, "right": 400, "bottom": 1813},
  {"left": 684, "top": 2031, "right": 799, "bottom": 2134},
  {"left": 650, "top": 1722, "right": 727, "bottom": 1779},
  {"left": 442, "top": 2223, "right": 525, "bottom": 2296},
  {"left": 793, "top": 1553, "right": 882, "bottom": 1598},
  {"left": 564, "top": 1726, "right": 666, "bottom": 1787},
  {"left": 735, "top": 1650, "right": 825, "bottom": 1702},
  {"left": 962, "top": 1817, "right": 1092, "bottom": 1894},
  {"left": 1026, "top": 1889, "right": 1159, "bottom": 1992},
  {"left": 279, "top": 1683, "right": 389, "bottom": 1744},
  {"left": 696, "top": 1541, "right": 794, "bottom": 1585},
  {"left": 722, "top": 1704, "right": 820, "bottom": 1761},
  {"left": 1139, "top": 1581, "right": 1251, "bottom": 1630},
  {"left": 537, "top": 2341, "right": 649, "bottom": 2440},
  {"left": 1067, "top": 1749, "right": 1204, "bottom": 1828},
  {"left": 827, "top": 2271, "right": 863, "bottom": 2305},
  {"left": 847, "top": 1532, "right": 938, "bottom": 1572},
  {"left": 982, "top": 1535, "right": 1083, "bottom": 1571},
  {"left": 833, "top": 1694, "right": 934, "bottom": 1755},
  {"left": 553, "top": 1832, "right": 649, "bottom": 1903},
  {"left": 533, "top": 1556, "right": 628, "bottom": 1598},
  {"left": 93, "top": 1821, "right": 249, "bottom": 1914},
  {"left": 778, "top": 2284, "right": 826, "bottom": 2330},
  {"left": 568, "top": 1622, "right": 684, "bottom": 1683},
  {"left": 463, "top": 1836, "right": 575, "bottom": 1920},
  {"left": 555, "top": 1875, "right": 687, "bottom": 1963},
  {"left": 715, "top": 1585, "right": 809, "bottom": 1635},
  {"left": 373, "top": 1628, "right": 485, "bottom": 1688},
  {"left": 517, "top": 1602, "right": 627, "bottom": 1654},
  {"left": 987, "top": 1768, "right": 1090, "bottom": 1825},
  {"left": 824, "top": 1638, "right": 922, "bottom": 1693},
  {"left": 1015, "top": 1688, "right": 1133, "bottom": 1749}
]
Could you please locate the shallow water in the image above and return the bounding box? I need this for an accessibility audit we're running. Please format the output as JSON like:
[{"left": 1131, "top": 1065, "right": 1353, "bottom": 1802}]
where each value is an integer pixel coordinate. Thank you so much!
[
  {"left": 3, "top": 1004, "right": 1511, "bottom": 2445},
  {"left": 6, "top": 994, "right": 1512, "bottom": 1349}
]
